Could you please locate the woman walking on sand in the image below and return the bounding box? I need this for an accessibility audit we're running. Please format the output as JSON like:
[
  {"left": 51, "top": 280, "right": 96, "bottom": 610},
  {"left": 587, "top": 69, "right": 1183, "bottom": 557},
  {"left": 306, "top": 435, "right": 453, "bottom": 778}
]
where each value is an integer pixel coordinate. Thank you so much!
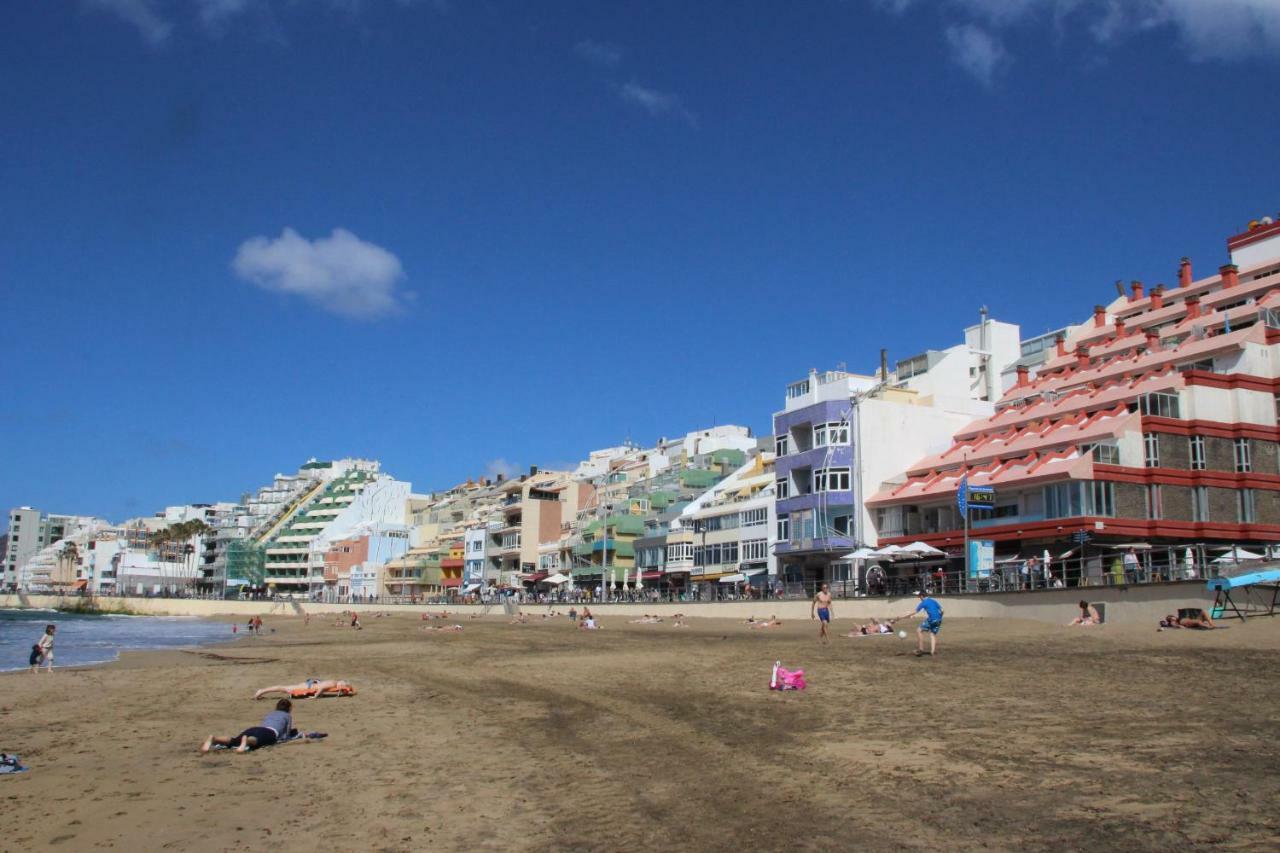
[{"left": 30, "top": 624, "right": 55, "bottom": 674}]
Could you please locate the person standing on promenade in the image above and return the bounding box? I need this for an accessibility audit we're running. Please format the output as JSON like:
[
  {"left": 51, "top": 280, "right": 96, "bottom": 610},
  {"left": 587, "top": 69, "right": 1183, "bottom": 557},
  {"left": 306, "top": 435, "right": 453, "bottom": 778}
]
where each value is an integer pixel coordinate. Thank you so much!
[
  {"left": 811, "top": 584, "right": 833, "bottom": 644},
  {"left": 29, "top": 624, "right": 55, "bottom": 674},
  {"left": 900, "top": 590, "right": 943, "bottom": 657}
]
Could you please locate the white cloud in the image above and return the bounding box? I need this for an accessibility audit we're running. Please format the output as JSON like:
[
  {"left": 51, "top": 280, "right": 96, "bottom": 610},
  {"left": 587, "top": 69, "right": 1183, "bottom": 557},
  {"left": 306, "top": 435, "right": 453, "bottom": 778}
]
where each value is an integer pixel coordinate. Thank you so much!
[
  {"left": 575, "top": 39, "right": 624, "bottom": 67},
  {"left": 619, "top": 82, "right": 697, "bottom": 125},
  {"left": 484, "top": 458, "right": 520, "bottom": 481},
  {"left": 873, "top": 0, "right": 1280, "bottom": 74},
  {"left": 196, "top": 0, "right": 251, "bottom": 27},
  {"left": 945, "top": 23, "right": 1008, "bottom": 85},
  {"left": 85, "top": 0, "right": 173, "bottom": 45},
  {"left": 232, "top": 227, "right": 408, "bottom": 319}
]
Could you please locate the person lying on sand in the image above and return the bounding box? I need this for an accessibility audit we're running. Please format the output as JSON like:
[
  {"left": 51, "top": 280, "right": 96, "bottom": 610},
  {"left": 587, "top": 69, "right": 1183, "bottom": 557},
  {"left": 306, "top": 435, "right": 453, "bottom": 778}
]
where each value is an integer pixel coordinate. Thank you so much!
[
  {"left": 629, "top": 615, "right": 663, "bottom": 624},
  {"left": 1069, "top": 601, "right": 1101, "bottom": 626},
  {"left": 200, "top": 699, "right": 315, "bottom": 754},
  {"left": 421, "top": 624, "right": 464, "bottom": 633},
  {"left": 1159, "top": 610, "right": 1217, "bottom": 630},
  {"left": 846, "top": 619, "right": 895, "bottom": 637},
  {"left": 254, "top": 680, "right": 355, "bottom": 700},
  {"left": 509, "top": 614, "right": 528, "bottom": 625},
  {"left": 749, "top": 616, "right": 782, "bottom": 629},
  {"left": 579, "top": 617, "right": 601, "bottom": 630}
]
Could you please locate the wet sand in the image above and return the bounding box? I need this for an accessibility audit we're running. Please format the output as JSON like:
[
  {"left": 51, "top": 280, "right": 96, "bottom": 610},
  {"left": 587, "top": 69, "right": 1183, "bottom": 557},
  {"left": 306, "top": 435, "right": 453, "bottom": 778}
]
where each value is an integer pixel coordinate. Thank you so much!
[{"left": 2, "top": 610, "right": 1278, "bottom": 851}]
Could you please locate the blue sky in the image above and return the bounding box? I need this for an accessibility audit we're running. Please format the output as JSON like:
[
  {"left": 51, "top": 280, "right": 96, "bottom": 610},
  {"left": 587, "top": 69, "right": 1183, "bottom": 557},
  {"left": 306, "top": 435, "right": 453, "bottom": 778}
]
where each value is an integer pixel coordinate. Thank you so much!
[{"left": 3, "top": 0, "right": 1279, "bottom": 525}]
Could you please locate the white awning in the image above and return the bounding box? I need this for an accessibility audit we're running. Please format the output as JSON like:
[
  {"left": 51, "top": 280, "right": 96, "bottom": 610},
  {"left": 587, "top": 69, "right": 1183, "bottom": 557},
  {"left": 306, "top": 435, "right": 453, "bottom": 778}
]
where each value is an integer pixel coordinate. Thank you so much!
[
  {"left": 1212, "top": 549, "right": 1265, "bottom": 563},
  {"left": 718, "top": 573, "right": 747, "bottom": 583},
  {"left": 542, "top": 572, "right": 570, "bottom": 585},
  {"left": 742, "top": 568, "right": 766, "bottom": 577},
  {"left": 462, "top": 583, "right": 480, "bottom": 593},
  {"left": 842, "top": 548, "right": 877, "bottom": 560}
]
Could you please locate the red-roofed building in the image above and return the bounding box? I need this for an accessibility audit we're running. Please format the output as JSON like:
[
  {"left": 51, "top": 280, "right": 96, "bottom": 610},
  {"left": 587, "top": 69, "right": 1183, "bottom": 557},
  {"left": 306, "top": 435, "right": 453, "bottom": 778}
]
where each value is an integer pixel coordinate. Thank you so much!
[{"left": 868, "top": 216, "right": 1280, "bottom": 562}]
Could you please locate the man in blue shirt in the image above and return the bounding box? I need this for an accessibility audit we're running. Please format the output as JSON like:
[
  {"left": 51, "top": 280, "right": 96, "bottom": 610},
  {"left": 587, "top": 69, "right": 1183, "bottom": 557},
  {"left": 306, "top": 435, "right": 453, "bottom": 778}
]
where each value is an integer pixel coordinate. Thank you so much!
[{"left": 901, "top": 590, "right": 943, "bottom": 657}]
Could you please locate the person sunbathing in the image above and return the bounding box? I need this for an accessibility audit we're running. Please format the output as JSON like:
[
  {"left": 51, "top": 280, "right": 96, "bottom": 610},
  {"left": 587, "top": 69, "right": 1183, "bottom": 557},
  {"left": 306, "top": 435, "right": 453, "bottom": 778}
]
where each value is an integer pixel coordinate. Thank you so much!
[
  {"left": 749, "top": 616, "right": 782, "bottom": 629},
  {"left": 579, "top": 617, "right": 601, "bottom": 630},
  {"left": 629, "top": 615, "right": 662, "bottom": 624},
  {"left": 422, "top": 624, "right": 464, "bottom": 633},
  {"left": 254, "top": 679, "right": 355, "bottom": 700},
  {"left": 1069, "top": 601, "right": 1101, "bottom": 626},
  {"left": 1160, "top": 609, "right": 1217, "bottom": 629},
  {"left": 846, "top": 619, "right": 894, "bottom": 637},
  {"left": 509, "top": 614, "right": 528, "bottom": 625}
]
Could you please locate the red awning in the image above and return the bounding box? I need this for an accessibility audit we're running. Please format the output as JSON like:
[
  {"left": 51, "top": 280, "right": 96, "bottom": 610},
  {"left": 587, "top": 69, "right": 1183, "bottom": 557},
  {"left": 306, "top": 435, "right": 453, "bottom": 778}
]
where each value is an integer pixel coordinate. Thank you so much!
[
  {"left": 641, "top": 571, "right": 664, "bottom": 580},
  {"left": 73, "top": 579, "right": 88, "bottom": 590},
  {"left": 441, "top": 577, "right": 462, "bottom": 587}
]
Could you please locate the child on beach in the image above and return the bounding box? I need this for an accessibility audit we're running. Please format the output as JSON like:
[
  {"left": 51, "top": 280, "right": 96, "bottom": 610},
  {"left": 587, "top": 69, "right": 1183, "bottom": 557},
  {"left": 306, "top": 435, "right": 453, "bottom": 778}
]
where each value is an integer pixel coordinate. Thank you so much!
[{"left": 29, "top": 624, "right": 55, "bottom": 674}]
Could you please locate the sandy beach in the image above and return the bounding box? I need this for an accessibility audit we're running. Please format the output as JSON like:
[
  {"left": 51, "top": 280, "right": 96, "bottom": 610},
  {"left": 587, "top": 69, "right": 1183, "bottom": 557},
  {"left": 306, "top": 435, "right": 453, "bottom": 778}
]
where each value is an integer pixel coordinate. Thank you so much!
[{"left": 2, "top": 610, "right": 1278, "bottom": 851}]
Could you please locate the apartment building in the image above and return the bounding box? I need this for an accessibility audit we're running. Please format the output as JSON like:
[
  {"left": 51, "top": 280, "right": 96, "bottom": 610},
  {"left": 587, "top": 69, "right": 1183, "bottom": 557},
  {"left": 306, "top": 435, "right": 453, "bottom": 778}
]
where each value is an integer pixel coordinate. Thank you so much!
[{"left": 868, "top": 217, "right": 1280, "bottom": 565}]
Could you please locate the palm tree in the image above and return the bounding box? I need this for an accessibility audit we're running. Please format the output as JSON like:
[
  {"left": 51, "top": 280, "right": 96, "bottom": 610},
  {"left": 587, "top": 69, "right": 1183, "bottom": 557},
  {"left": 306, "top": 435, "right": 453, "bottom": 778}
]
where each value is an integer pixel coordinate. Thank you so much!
[{"left": 59, "top": 541, "right": 80, "bottom": 588}]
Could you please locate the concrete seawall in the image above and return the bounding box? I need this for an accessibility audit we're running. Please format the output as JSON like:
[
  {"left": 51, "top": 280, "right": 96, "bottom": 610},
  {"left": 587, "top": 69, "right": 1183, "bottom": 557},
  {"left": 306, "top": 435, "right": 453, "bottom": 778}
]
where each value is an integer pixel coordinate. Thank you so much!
[{"left": 1, "top": 581, "right": 1214, "bottom": 626}]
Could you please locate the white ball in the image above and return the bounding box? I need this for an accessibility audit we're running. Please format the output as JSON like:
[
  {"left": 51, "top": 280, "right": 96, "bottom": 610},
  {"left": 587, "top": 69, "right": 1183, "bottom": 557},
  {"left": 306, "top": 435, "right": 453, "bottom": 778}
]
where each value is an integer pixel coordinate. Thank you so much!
[{"left": 897, "top": 630, "right": 908, "bottom": 639}]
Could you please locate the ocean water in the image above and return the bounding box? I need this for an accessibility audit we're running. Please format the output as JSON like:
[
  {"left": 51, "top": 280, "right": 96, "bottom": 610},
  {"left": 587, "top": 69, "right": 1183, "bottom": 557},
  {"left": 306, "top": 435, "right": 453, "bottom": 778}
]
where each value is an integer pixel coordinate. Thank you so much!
[{"left": 1, "top": 608, "right": 233, "bottom": 671}]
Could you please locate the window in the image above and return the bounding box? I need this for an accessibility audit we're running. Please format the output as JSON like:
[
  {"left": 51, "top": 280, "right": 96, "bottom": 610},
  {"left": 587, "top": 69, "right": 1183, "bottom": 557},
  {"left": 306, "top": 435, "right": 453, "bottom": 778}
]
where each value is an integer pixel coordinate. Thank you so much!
[
  {"left": 775, "top": 477, "right": 790, "bottom": 499},
  {"left": 1137, "top": 391, "right": 1181, "bottom": 419},
  {"left": 667, "top": 543, "right": 692, "bottom": 562},
  {"left": 1189, "top": 435, "right": 1206, "bottom": 471},
  {"left": 813, "top": 422, "right": 849, "bottom": 447},
  {"left": 813, "top": 467, "right": 851, "bottom": 492},
  {"left": 1192, "top": 487, "right": 1209, "bottom": 522},
  {"left": 786, "top": 380, "right": 810, "bottom": 399},
  {"left": 1238, "top": 489, "right": 1256, "bottom": 523},
  {"left": 1144, "top": 433, "right": 1160, "bottom": 468},
  {"left": 1234, "top": 438, "right": 1251, "bottom": 473},
  {"left": 741, "top": 539, "right": 769, "bottom": 562},
  {"left": 740, "top": 507, "right": 767, "bottom": 527},
  {"left": 1145, "top": 484, "right": 1163, "bottom": 520},
  {"left": 1044, "top": 481, "right": 1114, "bottom": 518},
  {"left": 777, "top": 516, "right": 790, "bottom": 542},
  {"left": 774, "top": 434, "right": 789, "bottom": 457},
  {"left": 1089, "top": 443, "right": 1119, "bottom": 465}
]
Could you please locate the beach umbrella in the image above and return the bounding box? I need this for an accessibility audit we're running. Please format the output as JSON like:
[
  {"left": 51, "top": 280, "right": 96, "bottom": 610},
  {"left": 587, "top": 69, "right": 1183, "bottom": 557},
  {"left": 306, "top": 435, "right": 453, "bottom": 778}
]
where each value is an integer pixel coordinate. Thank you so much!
[
  {"left": 870, "top": 544, "right": 905, "bottom": 559},
  {"left": 900, "top": 541, "right": 945, "bottom": 557},
  {"left": 634, "top": 564, "right": 642, "bottom": 591},
  {"left": 1212, "top": 547, "right": 1264, "bottom": 564},
  {"left": 842, "top": 547, "right": 877, "bottom": 560}
]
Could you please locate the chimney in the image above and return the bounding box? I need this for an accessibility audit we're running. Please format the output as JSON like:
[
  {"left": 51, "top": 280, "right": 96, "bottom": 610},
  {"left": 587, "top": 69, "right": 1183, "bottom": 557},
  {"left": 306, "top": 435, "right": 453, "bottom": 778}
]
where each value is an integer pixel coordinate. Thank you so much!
[
  {"left": 1114, "top": 280, "right": 1127, "bottom": 298},
  {"left": 529, "top": 465, "right": 539, "bottom": 476},
  {"left": 1130, "top": 280, "right": 1144, "bottom": 302},
  {"left": 496, "top": 473, "right": 505, "bottom": 483},
  {"left": 1114, "top": 317, "right": 1126, "bottom": 336},
  {"left": 1185, "top": 294, "right": 1201, "bottom": 320},
  {"left": 880, "top": 348, "right": 888, "bottom": 382},
  {"left": 1055, "top": 335, "right": 1067, "bottom": 357},
  {"left": 1150, "top": 285, "right": 1165, "bottom": 310},
  {"left": 1145, "top": 329, "right": 1160, "bottom": 351},
  {"left": 1179, "top": 257, "right": 1192, "bottom": 288},
  {"left": 1076, "top": 345, "right": 1090, "bottom": 370},
  {"left": 1015, "top": 365, "right": 1029, "bottom": 388},
  {"left": 1093, "top": 305, "right": 1106, "bottom": 327},
  {"left": 1219, "top": 264, "right": 1239, "bottom": 289}
]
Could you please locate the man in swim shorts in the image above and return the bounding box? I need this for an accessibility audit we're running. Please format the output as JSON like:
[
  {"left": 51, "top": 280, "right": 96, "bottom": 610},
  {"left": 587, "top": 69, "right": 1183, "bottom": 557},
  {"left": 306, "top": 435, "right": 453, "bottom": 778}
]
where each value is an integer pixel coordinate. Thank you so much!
[
  {"left": 811, "top": 584, "right": 833, "bottom": 643},
  {"left": 900, "top": 590, "right": 943, "bottom": 657}
]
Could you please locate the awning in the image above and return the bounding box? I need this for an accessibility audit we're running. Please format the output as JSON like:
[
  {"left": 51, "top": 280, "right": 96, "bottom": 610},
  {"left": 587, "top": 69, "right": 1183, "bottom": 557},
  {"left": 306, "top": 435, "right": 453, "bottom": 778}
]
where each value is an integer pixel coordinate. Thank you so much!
[
  {"left": 73, "top": 579, "right": 88, "bottom": 590},
  {"left": 519, "top": 572, "right": 549, "bottom": 583},
  {"left": 462, "top": 583, "right": 481, "bottom": 594},
  {"left": 718, "top": 573, "right": 747, "bottom": 583},
  {"left": 641, "top": 571, "right": 664, "bottom": 580},
  {"left": 742, "top": 568, "right": 766, "bottom": 577},
  {"left": 542, "top": 572, "right": 570, "bottom": 585},
  {"left": 442, "top": 577, "right": 462, "bottom": 587}
]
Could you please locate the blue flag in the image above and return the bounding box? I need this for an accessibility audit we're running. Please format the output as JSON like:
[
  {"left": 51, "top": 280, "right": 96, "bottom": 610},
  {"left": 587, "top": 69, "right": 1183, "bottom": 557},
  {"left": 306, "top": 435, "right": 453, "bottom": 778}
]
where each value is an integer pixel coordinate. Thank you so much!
[{"left": 956, "top": 474, "right": 968, "bottom": 515}]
